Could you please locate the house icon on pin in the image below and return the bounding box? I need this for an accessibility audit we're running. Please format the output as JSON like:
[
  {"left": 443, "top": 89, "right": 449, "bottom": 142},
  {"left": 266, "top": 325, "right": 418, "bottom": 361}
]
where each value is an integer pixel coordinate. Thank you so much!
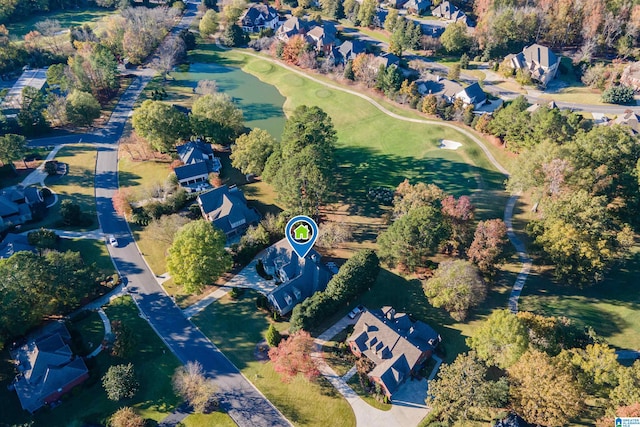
[{"left": 293, "top": 224, "right": 310, "bottom": 241}]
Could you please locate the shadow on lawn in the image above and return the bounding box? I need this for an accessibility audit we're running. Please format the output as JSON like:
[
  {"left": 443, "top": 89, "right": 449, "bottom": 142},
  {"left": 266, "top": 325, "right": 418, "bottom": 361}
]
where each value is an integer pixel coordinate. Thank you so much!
[{"left": 335, "top": 145, "right": 507, "bottom": 219}]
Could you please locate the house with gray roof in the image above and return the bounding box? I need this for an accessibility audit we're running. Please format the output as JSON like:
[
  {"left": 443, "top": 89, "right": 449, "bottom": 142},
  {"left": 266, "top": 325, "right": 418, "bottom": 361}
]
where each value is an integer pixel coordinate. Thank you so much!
[
  {"left": 348, "top": 306, "right": 441, "bottom": 398},
  {"left": 0, "top": 186, "right": 44, "bottom": 231},
  {"left": 197, "top": 185, "right": 260, "bottom": 237},
  {"left": 405, "top": 0, "right": 431, "bottom": 15},
  {"left": 306, "top": 22, "right": 338, "bottom": 54},
  {"left": 0, "top": 233, "right": 37, "bottom": 259},
  {"left": 262, "top": 239, "right": 333, "bottom": 315},
  {"left": 417, "top": 74, "right": 464, "bottom": 103},
  {"left": 455, "top": 82, "right": 487, "bottom": 109},
  {"left": 11, "top": 322, "right": 89, "bottom": 413},
  {"left": 613, "top": 110, "right": 640, "bottom": 134},
  {"left": 508, "top": 44, "right": 560, "bottom": 87},
  {"left": 432, "top": 1, "right": 470, "bottom": 26},
  {"left": 240, "top": 3, "right": 279, "bottom": 33},
  {"left": 175, "top": 140, "right": 221, "bottom": 191},
  {"left": 332, "top": 39, "right": 368, "bottom": 65}
]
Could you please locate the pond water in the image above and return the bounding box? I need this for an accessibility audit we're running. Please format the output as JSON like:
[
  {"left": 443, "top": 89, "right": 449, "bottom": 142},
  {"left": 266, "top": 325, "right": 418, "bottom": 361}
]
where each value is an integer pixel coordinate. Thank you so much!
[{"left": 172, "top": 62, "right": 286, "bottom": 139}]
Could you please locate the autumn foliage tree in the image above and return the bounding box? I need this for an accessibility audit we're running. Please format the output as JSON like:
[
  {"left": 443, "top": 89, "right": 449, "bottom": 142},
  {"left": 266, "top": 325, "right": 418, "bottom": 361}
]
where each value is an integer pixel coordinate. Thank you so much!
[
  {"left": 282, "top": 35, "right": 309, "bottom": 65},
  {"left": 109, "top": 406, "right": 146, "bottom": 427},
  {"left": 112, "top": 188, "right": 133, "bottom": 220},
  {"left": 172, "top": 361, "right": 217, "bottom": 413},
  {"left": 268, "top": 330, "right": 319, "bottom": 382},
  {"left": 468, "top": 219, "right": 508, "bottom": 274}
]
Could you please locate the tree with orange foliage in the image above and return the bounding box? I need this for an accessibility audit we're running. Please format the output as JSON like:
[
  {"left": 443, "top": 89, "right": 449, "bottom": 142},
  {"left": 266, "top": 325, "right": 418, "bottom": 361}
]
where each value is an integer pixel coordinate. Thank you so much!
[
  {"left": 268, "top": 330, "right": 319, "bottom": 382},
  {"left": 282, "top": 35, "right": 309, "bottom": 65},
  {"left": 112, "top": 188, "right": 134, "bottom": 220},
  {"left": 597, "top": 403, "right": 640, "bottom": 427}
]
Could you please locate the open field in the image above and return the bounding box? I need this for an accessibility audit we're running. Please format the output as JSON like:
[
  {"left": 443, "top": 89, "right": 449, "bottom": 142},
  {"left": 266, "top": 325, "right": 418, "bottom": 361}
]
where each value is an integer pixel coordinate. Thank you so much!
[
  {"left": 192, "top": 290, "right": 356, "bottom": 427},
  {"left": 0, "top": 296, "right": 188, "bottom": 425},
  {"left": 6, "top": 7, "right": 114, "bottom": 39}
]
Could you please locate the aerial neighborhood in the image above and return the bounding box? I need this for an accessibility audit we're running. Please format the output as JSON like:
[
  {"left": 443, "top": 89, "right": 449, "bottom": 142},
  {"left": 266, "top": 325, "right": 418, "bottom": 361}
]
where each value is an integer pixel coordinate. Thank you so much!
[{"left": 1, "top": 0, "right": 640, "bottom": 426}]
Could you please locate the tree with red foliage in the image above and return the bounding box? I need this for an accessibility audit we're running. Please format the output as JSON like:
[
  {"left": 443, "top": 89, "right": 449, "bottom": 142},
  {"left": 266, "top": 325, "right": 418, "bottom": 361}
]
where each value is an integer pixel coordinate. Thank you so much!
[
  {"left": 268, "top": 330, "right": 319, "bottom": 382},
  {"left": 468, "top": 219, "right": 508, "bottom": 274},
  {"left": 170, "top": 159, "right": 184, "bottom": 170},
  {"left": 112, "top": 188, "right": 133, "bottom": 220},
  {"left": 282, "top": 35, "right": 310, "bottom": 65},
  {"left": 597, "top": 403, "right": 640, "bottom": 427},
  {"left": 441, "top": 195, "right": 475, "bottom": 254}
]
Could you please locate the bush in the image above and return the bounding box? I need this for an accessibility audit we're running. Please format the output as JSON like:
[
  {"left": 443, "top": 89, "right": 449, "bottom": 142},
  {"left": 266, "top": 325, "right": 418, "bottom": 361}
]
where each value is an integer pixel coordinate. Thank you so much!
[
  {"left": 44, "top": 161, "right": 57, "bottom": 176},
  {"left": 265, "top": 323, "right": 282, "bottom": 347},
  {"left": 59, "top": 199, "right": 83, "bottom": 226},
  {"left": 102, "top": 363, "right": 139, "bottom": 401},
  {"left": 602, "top": 85, "right": 635, "bottom": 104},
  {"left": 229, "top": 287, "right": 243, "bottom": 299}
]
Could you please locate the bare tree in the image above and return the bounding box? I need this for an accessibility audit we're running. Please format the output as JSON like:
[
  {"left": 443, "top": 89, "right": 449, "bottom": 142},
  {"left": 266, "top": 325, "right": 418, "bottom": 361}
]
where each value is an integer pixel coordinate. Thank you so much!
[
  {"left": 35, "top": 19, "right": 63, "bottom": 54},
  {"left": 172, "top": 361, "right": 217, "bottom": 413},
  {"left": 196, "top": 80, "right": 219, "bottom": 95},
  {"left": 153, "top": 37, "right": 186, "bottom": 81},
  {"left": 45, "top": 94, "right": 68, "bottom": 127}
]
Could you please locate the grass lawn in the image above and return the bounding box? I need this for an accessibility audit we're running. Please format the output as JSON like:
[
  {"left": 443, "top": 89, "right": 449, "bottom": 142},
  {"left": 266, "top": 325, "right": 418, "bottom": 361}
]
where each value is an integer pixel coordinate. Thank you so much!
[
  {"left": 118, "top": 155, "right": 173, "bottom": 199},
  {"left": 131, "top": 223, "right": 169, "bottom": 275},
  {"left": 192, "top": 290, "right": 356, "bottom": 427},
  {"left": 21, "top": 144, "right": 98, "bottom": 232},
  {"left": 6, "top": 7, "right": 114, "bottom": 39},
  {"left": 68, "top": 310, "right": 105, "bottom": 357},
  {"left": 0, "top": 296, "right": 182, "bottom": 425},
  {"left": 199, "top": 45, "right": 508, "bottom": 223},
  {"left": 59, "top": 237, "right": 115, "bottom": 273},
  {"left": 181, "top": 412, "right": 237, "bottom": 427},
  {"left": 322, "top": 327, "right": 356, "bottom": 377},
  {"left": 346, "top": 375, "right": 392, "bottom": 411}
]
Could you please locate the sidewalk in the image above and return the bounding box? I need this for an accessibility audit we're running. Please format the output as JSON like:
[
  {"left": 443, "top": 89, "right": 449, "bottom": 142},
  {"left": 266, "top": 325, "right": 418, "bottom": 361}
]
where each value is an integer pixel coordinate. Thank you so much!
[{"left": 20, "top": 228, "right": 104, "bottom": 240}]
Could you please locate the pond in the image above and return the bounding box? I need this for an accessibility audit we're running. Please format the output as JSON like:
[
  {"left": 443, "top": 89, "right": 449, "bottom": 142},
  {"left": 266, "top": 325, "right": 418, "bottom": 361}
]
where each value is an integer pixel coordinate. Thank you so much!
[{"left": 172, "top": 62, "right": 286, "bottom": 139}]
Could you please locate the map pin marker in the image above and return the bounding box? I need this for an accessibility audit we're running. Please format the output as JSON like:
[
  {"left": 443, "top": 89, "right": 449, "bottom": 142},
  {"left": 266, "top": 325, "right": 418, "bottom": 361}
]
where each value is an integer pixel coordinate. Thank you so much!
[{"left": 285, "top": 215, "right": 319, "bottom": 259}]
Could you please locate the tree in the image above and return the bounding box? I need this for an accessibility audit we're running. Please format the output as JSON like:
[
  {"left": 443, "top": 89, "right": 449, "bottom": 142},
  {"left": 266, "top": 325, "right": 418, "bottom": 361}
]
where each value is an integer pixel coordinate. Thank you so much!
[
  {"left": 18, "top": 86, "right": 48, "bottom": 135},
  {"left": 145, "top": 214, "right": 190, "bottom": 245},
  {"left": 263, "top": 105, "right": 337, "bottom": 217},
  {"left": 59, "top": 200, "right": 83, "bottom": 226},
  {"left": 597, "top": 403, "right": 640, "bottom": 427},
  {"left": 441, "top": 195, "right": 474, "bottom": 253},
  {"left": 421, "top": 94, "right": 438, "bottom": 115},
  {"left": 172, "top": 361, "right": 217, "bottom": 413},
  {"left": 508, "top": 350, "right": 582, "bottom": 426},
  {"left": 268, "top": 330, "right": 319, "bottom": 382},
  {"left": 199, "top": 9, "right": 219, "bottom": 37},
  {"left": 375, "top": 65, "right": 402, "bottom": 96},
  {"left": 392, "top": 181, "right": 445, "bottom": 219},
  {"left": 427, "top": 352, "right": 508, "bottom": 422},
  {"left": 468, "top": 219, "right": 508, "bottom": 274},
  {"left": 0, "top": 134, "right": 26, "bottom": 168},
  {"left": 602, "top": 85, "right": 635, "bottom": 104},
  {"left": 351, "top": 53, "right": 377, "bottom": 87},
  {"left": 35, "top": 18, "right": 62, "bottom": 53},
  {"left": 231, "top": 128, "right": 277, "bottom": 176},
  {"left": 343, "top": 60, "right": 354, "bottom": 80},
  {"left": 46, "top": 94, "right": 69, "bottom": 127},
  {"left": 265, "top": 323, "right": 282, "bottom": 347},
  {"left": 102, "top": 363, "right": 139, "bottom": 401},
  {"left": 384, "top": 8, "right": 399, "bottom": 32},
  {"left": 447, "top": 62, "right": 461, "bottom": 80},
  {"left": 316, "top": 222, "right": 352, "bottom": 248},
  {"left": 221, "top": 24, "right": 247, "bottom": 47},
  {"left": 282, "top": 34, "right": 309, "bottom": 65},
  {"left": 357, "top": 0, "right": 377, "bottom": 27},
  {"left": 152, "top": 37, "right": 186, "bottom": 81},
  {"left": 460, "top": 53, "right": 470, "bottom": 69},
  {"left": 561, "top": 343, "right": 619, "bottom": 395},
  {"left": 609, "top": 361, "right": 640, "bottom": 408},
  {"left": 112, "top": 188, "right": 134, "bottom": 220},
  {"left": 132, "top": 100, "right": 190, "bottom": 152},
  {"left": 466, "top": 309, "right": 529, "bottom": 369},
  {"left": 190, "top": 93, "right": 244, "bottom": 145},
  {"left": 66, "top": 90, "right": 101, "bottom": 126},
  {"left": 166, "top": 220, "right": 233, "bottom": 294},
  {"left": 109, "top": 407, "right": 145, "bottom": 427},
  {"left": 27, "top": 228, "right": 58, "bottom": 253},
  {"left": 440, "top": 22, "right": 471, "bottom": 54},
  {"left": 423, "top": 260, "right": 486, "bottom": 321},
  {"left": 320, "top": 0, "right": 343, "bottom": 19},
  {"left": 377, "top": 205, "right": 450, "bottom": 271}
]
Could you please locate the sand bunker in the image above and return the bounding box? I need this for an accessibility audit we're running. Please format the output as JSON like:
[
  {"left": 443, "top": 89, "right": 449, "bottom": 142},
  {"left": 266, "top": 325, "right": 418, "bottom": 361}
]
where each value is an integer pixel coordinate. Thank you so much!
[{"left": 439, "top": 140, "right": 463, "bottom": 150}]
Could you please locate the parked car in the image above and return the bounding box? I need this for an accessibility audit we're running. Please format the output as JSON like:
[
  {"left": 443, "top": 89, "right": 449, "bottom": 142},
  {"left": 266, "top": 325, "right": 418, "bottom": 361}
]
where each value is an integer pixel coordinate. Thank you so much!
[
  {"left": 108, "top": 235, "right": 118, "bottom": 247},
  {"left": 348, "top": 305, "right": 364, "bottom": 319}
]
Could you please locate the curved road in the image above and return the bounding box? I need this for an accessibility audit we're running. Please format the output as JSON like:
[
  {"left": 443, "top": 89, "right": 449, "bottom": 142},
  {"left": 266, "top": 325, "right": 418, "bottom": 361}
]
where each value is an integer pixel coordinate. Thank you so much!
[{"left": 29, "top": 2, "right": 291, "bottom": 426}]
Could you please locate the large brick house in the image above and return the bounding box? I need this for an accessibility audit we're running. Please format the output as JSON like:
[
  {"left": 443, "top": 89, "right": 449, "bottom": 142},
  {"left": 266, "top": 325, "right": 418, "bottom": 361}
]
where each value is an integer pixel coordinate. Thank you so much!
[{"left": 347, "top": 306, "right": 441, "bottom": 398}]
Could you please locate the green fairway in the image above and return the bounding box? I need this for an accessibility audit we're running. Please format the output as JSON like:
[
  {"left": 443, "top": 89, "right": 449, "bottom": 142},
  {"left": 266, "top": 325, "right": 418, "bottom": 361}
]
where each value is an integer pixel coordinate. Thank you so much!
[
  {"left": 6, "top": 7, "right": 114, "bottom": 39},
  {"left": 192, "top": 290, "right": 356, "bottom": 427},
  {"left": 192, "top": 44, "right": 508, "bottom": 221}
]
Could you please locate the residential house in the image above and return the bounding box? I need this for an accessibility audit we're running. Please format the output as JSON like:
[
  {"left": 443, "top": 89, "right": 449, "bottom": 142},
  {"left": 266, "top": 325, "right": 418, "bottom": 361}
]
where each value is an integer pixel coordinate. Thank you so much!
[
  {"left": 432, "top": 1, "right": 470, "bottom": 26},
  {"left": 0, "top": 233, "right": 37, "bottom": 259},
  {"left": 620, "top": 61, "right": 640, "bottom": 91},
  {"left": 0, "top": 69, "right": 48, "bottom": 115},
  {"left": 405, "top": 0, "right": 431, "bottom": 15},
  {"left": 508, "top": 44, "right": 560, "bottom": 87},
  {"left": 197, "top": 185, "right": 260, "bottom": 237},
  {"left": 276, "top": 16, "right": 306, "bottom": 42},
  {"left": 347, "top": 306, "right": 441, "bottom": 398},
  {"left": 417, "top": 74, "right": 464, "bottom": 103},
  {"left": 332, "top": 39, "right": 368, "bottom": 65},
  {"left": 262, "top": 239, "right": 333, "bottom": 315},
  {"left": 306, "top": 22, "right": 338, "bottom": 54},
  {"left": 11, "top": 322, "right": 89, "bottom": 413},
  {"left": 175, "top": 140, "right": 222, "bottom": 191},
  {"left": 0, "top": 187, "right": 44, "bottom": 231},
  {"left": 613, "top": 110, "right": 640, "bottom": 134},
  {"left": 371, "top": 52, "right": 401, "bottom": 70},
  {"left": 240, "top": 3, "right": 279, "bottom": 33},
  {"left": 455, "top": 82, "right": 486, "bottom": 109},
  {"left": 387, "top": 0, "right": 410, "bottom": 9}
]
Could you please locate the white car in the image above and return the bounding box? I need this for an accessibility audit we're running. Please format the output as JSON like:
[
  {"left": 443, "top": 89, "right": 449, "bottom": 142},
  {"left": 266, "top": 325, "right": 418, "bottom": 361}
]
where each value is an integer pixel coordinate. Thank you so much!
[{"left": 108, "top": 235, "right": 118, "bottom": 247}]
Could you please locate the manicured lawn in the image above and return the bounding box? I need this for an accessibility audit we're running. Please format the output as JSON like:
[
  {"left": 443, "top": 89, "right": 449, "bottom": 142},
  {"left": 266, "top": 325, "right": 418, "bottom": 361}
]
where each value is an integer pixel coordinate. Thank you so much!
[
  {"left": 181, "top": 412, "right": 237, "bottom": 427},
  {"left": 59, "top": 237, "right": 115, "bottom": 273},
  {"left": 68, "top": 310, "right": 105, "bottom": 357},
  {"left": 118, "top": 155, "right": 173, "bottom": 199},
  {"left": 346, "top": 375, "right": 392, "bottom": 411},
  {"left": 201, "top": 45, "right": 508, "bottom": 222},
  {"left": 6, "top": 7, "right": 114, "bottom": 39},
  {"left": 22, "top": 144, "right": 98, "bottom": 232},
  {"left": 130, "top": 223, "right": 170, "bottom": 275},
  {"left": 0, "top": 296, "right": 182, "bottom": 425},
  {"left": 192, "top": 291, "right": 356, "bottom": 427}
]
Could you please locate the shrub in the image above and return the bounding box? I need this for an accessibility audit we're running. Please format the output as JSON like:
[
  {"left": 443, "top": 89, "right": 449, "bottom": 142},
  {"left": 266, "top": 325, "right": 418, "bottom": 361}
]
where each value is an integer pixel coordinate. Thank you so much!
[
  {"left": 44, "top": 161, "right": 58, "bottom": 176},
  {"left": 265, "top": 323, "right": 282, "bottom": 347},
  {"left": 602, "top": 85, "right": 635, "bottom": 104},
  {"left": 102, "top": 363, "right": 139, "bottom": 401}
]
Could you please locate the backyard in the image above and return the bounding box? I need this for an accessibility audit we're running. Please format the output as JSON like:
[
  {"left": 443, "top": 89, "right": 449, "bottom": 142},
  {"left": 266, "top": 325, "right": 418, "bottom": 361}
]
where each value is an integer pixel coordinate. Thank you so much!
[{"left": 192, "top": 290, "right": 357, "bottom": 427}]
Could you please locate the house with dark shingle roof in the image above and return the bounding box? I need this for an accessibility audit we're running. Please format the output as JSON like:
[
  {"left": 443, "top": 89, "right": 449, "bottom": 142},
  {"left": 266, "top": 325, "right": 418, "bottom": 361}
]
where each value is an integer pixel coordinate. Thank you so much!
[
  {"left": 405, "top": 0, "right": 431, "bottom": 15},
  {"left": 432, "top": 1, "right": 471, "bottom": 26},
  {"left": 306, "top": 22, "right": 338, "bottom": 54},
  {"left": 11, "top": 322, "right": 89, "bottom": 413},
  {"left": 508, "top": 44, "right": 560, "bottom": 87},
  {"left": 332, "top": 39, "right": 368, "bottom": 65},
  {"left": 262, "top": 239, "right": 333, "bottom": 315},
  {"left": 0, "top": 233, "right": 37, "bottom": 259},
  {"left": 0, "top": 186, "right": 43, "bottom": 231},
  {"left": 455, "top": 82, "right": 487, "bottom": 109},
  {"left": 175, "top": 140, "right": 222, "bottom": 191},
  {"left": 197, "top": 185, "right": 260, "bottom": 237},
  {"left": 347, "top": 306, "right": 441, "bottom": 398},
  {"left": 240, "top": 3, "right": 279, "bottom": 33},
  {"left": 174, "top": 161, "right": 210, "bottom": 189}
]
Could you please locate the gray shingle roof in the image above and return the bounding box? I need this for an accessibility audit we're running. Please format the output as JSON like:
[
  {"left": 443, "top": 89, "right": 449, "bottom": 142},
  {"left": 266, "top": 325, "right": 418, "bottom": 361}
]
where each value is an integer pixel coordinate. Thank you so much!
[
  {"left": 197, "top": 185, "right": 260, "bottom": 235},
  {"left": 522, "top": 44, "right": 559, "bottom": 69},
  {"left": 174, "top": 161, "right": 209, "bottom": 182}
]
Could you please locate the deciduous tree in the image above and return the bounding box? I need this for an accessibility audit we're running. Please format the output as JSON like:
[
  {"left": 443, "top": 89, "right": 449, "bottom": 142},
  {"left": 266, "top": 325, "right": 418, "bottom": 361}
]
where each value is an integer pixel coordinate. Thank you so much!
[
  {"left": 440, "top": 22, "right": 471, "bottom": 54},
  {"left": 468, "top": 219, "right": 508, "bottom": 274},
  {"left": 166, "top": 220, "right": 233, "bottom": 294},
  {"left": 268, "top": 330, "right": 319, "bottom": 382},
  {"left": 0, "top": 134, "right": 26, "bottom": 168},
  {"left": 109, "top": 407, "right": 145, "bottom": 427},
  {"left": 199, "top": 9, "right": 219, "bottom": 37},
  {"left": 102, "top": 363, "right": 139, "bottom": 401},
  {"left": 66, "top": 90, "right": 101, "bottom": 126},
  {"left": 172, "top": 361, "right": 217, "bottom": 413},
  {"left": 132, "top": 100, "right": 190, "bottom": 152},
  {"left": 231, "top": 128, "right": 277, "bottom": 176},
  {"left": 190, "top": 93, "right": 244, "bottom": 144},
  {"left": 467, "top": 309, "right": 529, "bottom": 369}
]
